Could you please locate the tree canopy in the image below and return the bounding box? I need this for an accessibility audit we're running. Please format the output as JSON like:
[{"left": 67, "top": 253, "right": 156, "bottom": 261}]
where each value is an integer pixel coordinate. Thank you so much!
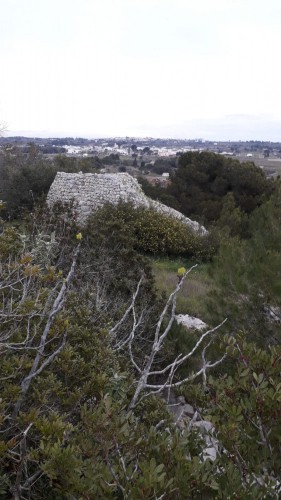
[
  {"left": 140, "top": 152, "right": 273, "bottom": 228},
  {"left": 168, "top": 152, "right": 273, "bottom": 224}
]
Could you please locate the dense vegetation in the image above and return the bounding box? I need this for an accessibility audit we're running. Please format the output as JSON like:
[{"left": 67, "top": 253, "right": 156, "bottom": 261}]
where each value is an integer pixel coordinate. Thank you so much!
[
  {"left": 0, "top": 144, "right": 101, "bottom": 217},
  {"left": 206, "top": 187, "right": 281, "bottom": 345},
  {"left": 90, "top": 203, "right": 215, "bottom": 260},
  {"left": 0, "top": 148, "right": 280, "bottom": 498},
  {"left": 141, "top": 151, "right": 273, "bottom": 230}
]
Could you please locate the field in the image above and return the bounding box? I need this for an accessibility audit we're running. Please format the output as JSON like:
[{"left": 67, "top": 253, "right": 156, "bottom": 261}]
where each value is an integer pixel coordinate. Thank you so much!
[
  {"left": 150, "top": 256, "right": 213, "bottom": 321},
  {"left": 237, "top": 153, "right": 281, "bottom": 176}
]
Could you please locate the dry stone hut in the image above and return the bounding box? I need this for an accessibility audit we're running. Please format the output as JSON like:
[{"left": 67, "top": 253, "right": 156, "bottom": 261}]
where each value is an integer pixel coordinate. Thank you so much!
[{"left": 47, "top": 172, "right": 206, "bottom": 233}]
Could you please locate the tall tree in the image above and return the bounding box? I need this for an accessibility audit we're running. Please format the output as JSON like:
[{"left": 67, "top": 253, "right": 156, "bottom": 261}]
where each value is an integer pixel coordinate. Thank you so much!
[
  {"left": 207, "top": 186, "right": 281, "bottom": 345},
  {"left": 168, "top": 152, "right": 272, "bottom": 224}
]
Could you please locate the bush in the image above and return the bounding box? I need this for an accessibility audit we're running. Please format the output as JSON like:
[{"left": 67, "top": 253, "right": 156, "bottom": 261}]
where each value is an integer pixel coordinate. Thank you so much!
[
  {"left": 133, "top": 208, "right": 199, "bottom": 256},
  {"left": 192, "top": 230, "right": 220, "bottom": 262},
  {"left": 91, "top": 203, "right": 208, "bottom": 259}
]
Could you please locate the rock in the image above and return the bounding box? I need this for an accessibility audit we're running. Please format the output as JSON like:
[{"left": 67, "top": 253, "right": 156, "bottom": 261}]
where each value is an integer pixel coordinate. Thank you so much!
[
  {"left": 182, "top": 403, "right": 195, "bottom": 417},
  {"left": 176, "top": 314, "right": 208, "bottom": 331},
  {"left": 177, "top": 396, "right": 186, "bottom": 405},
  {"left": 203, "top": 446, "right": 218, "bottom": 461},
  {"left": 264, "top": 305, "right": 281, "bottom": 322},
  {"left": 193, "top": 421, "right": 219, "bottom": 462},
  {"left": 165, "top": 393, "right": 219, "bottom": 462},
  {"left": 193, "top": 420, "right": 214, "bottom": 434}
]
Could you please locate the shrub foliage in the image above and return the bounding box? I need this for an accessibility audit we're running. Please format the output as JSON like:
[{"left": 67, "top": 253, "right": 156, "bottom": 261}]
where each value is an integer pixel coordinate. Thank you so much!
[{"left": 91, "top": 203, "right": 212, "bottom": 260}]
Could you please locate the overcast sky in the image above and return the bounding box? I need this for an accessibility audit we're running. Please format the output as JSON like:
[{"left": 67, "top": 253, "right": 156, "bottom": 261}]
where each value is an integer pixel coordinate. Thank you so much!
[{"left": 1, "top": 0, "right": 281, "bottom": 140}]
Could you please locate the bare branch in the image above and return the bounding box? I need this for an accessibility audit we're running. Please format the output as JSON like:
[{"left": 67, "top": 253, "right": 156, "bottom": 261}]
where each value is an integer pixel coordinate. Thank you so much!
[
  {"left": 154, "top": 265, "right": 197, "bottom": 346},
  {"left": 149, "top": 319, "right": 227, "bottom": 377},
  {"left": 11, "top": 244, "right": 80, "bottom": 419},
  {"left": 109, "top": 274, "right": 144, "bottom": 336},
  {"left": 124, "top": 264, "right": 227, "bottom": 410}
]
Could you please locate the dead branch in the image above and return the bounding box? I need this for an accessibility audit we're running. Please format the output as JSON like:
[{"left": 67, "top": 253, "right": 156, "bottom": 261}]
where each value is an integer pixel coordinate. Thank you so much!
[{"left": 112, "top": 265, "right": 228, "bottom": 410}]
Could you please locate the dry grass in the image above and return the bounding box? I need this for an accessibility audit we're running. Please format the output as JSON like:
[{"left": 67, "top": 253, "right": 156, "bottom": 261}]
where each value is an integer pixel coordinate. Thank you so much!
[{"left": 150, "top": 257, "right": 213, "bottom": 320}]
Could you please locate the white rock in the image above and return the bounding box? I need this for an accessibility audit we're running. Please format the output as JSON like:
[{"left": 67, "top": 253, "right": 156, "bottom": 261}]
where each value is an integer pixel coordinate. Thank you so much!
[
  {"left": 193, "top": 420, "right": 214, "bottom": 434},
  {"left": 193, "top": 421, "right": 219, "bottom": 462},
  {"left": 176, "top": 314, "right": 208, "bottom": 331}
]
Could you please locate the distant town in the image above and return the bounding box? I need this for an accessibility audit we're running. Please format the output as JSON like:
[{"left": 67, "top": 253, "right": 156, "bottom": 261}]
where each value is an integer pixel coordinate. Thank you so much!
[{"left": 1, "top": 136, "right": 281, "bottom": 180}]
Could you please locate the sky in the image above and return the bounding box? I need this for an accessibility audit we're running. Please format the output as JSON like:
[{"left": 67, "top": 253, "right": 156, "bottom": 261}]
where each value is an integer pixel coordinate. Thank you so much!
[{"left": 1, "top": 0, "right": 281, "bottom": 141}]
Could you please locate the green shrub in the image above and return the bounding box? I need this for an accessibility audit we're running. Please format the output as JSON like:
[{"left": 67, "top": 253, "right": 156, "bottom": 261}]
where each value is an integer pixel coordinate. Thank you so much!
[
  {"left": 192, "top": 230, "right": 220, "bottom": 262},
  {"left": 91, "top": 203, "right": 208, "bottom": 258},
  {"left": 133, "top": 208, "right": 199, "bottom": 256}
]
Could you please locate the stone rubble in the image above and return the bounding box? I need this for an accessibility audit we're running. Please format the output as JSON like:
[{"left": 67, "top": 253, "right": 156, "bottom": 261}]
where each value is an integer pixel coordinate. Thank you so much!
[
  {"left": 47, "top": 172, "right": 206, "bottom": 234},
  {"left": 165, "top": 393, "right": 219, "bottom": 462}
]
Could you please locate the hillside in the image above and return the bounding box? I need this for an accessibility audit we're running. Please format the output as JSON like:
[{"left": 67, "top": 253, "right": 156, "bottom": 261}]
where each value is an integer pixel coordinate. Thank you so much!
[{"left": 0, "top": 151, "right": 280, "bottom": 498}]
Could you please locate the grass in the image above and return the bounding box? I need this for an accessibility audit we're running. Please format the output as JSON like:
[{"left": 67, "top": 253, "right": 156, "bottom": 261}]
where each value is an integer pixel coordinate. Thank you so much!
[{"left": 150, "top": 256, "right": 214, "bottom": 320}]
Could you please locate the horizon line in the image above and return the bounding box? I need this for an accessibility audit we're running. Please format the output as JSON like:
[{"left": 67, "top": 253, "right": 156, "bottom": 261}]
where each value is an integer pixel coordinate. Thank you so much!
[{"left": 1, "top": 134, "right": 280, "bottom": 144}]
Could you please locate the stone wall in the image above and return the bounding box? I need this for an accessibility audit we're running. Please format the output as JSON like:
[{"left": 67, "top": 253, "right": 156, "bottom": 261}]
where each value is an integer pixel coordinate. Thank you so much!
[{"left": 47, "top": 172, "right": 206, "bottom": 233}]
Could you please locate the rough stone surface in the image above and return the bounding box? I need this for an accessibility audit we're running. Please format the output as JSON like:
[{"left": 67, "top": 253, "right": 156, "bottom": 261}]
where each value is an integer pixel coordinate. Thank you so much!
[
  {"left": 163, "top": 391, "right": 219, "bottom": 462},
  {"left": 176, "top": 410, "right": 219, "bottom": 461},
  {"left": 47, "top": 172, "right": 206, "bottom": 233},
  {"left": 176, "top": 314, "right": 208, "bottom": 331},
  {"left": 193, "top": 421, "right": 219, "bottom": 461}
]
